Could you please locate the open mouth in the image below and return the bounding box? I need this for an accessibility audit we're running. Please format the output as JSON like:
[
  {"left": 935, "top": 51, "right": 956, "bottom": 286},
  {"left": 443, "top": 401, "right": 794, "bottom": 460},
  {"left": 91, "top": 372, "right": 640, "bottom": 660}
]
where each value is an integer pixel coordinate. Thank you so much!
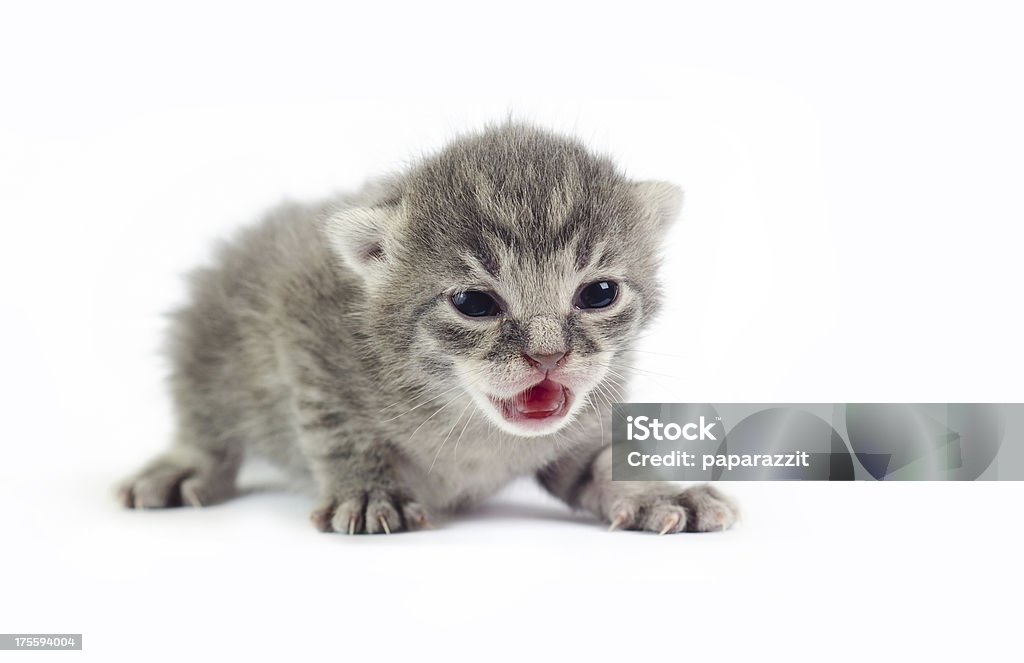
[{"left": 488, "top": 379, "right": 573, "bottom": 426}]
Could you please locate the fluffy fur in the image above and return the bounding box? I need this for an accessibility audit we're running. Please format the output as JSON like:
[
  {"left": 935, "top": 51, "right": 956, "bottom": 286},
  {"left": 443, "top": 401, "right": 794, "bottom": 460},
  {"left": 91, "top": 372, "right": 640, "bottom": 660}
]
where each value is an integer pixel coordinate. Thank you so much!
[{"left": 118, "top": 123, "right": 738, "bottom": 534}]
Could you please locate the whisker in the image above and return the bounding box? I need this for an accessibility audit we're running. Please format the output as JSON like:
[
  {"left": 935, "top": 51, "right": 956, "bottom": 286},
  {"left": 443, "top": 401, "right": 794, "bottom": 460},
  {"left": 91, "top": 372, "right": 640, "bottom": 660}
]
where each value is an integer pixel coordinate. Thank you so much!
[
  {"left": 428, "top": 395, "right": 474, "bottom": 474},
  {"left": 604, "top": 361, "right": 681, "bottom": 381},
  {"left": 379, "top": 366, "right": 486, "bottom": 421},
  {"left": 621, "top": 348, "right": 688, "bottom": 360},
  {"left": 452, "top": 406, "right": 476, "bottom": 466},
  {"left": 593, "top": 384, "right": 607, "bottom": 444},
  {"left": 404, "top": 374, "right": 484, "bottom": 446}
]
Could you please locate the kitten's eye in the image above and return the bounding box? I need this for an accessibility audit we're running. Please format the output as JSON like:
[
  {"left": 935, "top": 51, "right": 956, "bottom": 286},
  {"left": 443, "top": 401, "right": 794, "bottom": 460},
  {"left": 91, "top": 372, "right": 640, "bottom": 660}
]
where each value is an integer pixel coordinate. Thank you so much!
[
  {"left": 576, "top": 281, "right": 618, "bottom": 310},
  {"left": 451, "top": 290, "right": 501, "bottom": 317}
]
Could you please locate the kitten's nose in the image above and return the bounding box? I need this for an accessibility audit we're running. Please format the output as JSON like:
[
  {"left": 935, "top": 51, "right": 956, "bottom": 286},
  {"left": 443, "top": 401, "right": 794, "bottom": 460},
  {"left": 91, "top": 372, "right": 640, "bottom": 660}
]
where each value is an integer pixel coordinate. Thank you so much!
[{"left": 524, "top": 351, "right": 567, "bottom": 372}]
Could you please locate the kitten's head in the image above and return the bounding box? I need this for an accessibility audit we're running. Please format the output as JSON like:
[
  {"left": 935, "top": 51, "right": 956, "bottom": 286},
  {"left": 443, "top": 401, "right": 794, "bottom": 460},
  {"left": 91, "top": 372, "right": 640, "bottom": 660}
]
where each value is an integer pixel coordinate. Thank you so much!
[{"left": 325, "top": 123, "right": 681, "bottom": 437}]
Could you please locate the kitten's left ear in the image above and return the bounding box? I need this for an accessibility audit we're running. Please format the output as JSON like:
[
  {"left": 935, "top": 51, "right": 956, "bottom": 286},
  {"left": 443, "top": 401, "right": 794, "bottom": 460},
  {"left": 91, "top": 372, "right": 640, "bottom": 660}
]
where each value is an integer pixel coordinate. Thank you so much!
[
  {"left": 632, "top": 180, "right": 684, "bottom": 234},
  {"left": 322, "top": 203, "right": 402, "bottom": 286}
]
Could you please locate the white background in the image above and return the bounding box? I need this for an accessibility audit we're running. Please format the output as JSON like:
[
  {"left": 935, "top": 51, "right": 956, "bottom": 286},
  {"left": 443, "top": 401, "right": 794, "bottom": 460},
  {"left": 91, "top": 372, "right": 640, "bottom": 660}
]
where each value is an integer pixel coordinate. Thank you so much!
[{"left": 2, "top": 1, "right": 1023, "bottom": 660}]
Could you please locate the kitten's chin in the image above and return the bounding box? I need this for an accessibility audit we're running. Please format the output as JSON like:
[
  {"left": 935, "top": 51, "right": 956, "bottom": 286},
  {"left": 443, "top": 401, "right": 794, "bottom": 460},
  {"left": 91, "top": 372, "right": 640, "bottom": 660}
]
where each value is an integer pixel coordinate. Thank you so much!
[{"left": 478, "top": 379, "right": 576, "bottom": 437}]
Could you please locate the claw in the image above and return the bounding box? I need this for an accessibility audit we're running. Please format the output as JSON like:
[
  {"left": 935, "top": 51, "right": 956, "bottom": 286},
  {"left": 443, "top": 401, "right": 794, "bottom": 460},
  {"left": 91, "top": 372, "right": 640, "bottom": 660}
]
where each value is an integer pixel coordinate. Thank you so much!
[
  {"left": 659, "top": 513, "right": 681, "bottom": 536},
  {"left": 608, "top": 514, "right": 627, "bottom": 532},
  {"left": 347, "top": 516, "right": 357, "bottom": 535},
  {"left": 379, "top": 516, "right": 391, "bottom": 535},
  {"left": 182, "top": 484, "right": 203, "bottom": 508}
]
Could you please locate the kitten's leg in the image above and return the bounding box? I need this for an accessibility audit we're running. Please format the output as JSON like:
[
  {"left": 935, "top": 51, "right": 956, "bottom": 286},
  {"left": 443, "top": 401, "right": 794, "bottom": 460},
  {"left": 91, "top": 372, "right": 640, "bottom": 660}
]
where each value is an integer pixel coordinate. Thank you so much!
[
  {"left": 537, "top": 446, "right": 739, "bottom": 534},
  {"left": 302, "top": 440, "right": 430, "bottom": 535},
  {"left": 118, "top": 441, "right": 242, "bottom": 509},
  {"left": 119, "top": 306, "right": 246, "bottom": 509},
  {"left": 291, "top": 382, "right": 430, "bottom": 534},
  {"left": 283, "top": 330, "right": 430, "bottom": 534},
  {"left": 118, "top": 374, "right": 243, "bottom": 509}
]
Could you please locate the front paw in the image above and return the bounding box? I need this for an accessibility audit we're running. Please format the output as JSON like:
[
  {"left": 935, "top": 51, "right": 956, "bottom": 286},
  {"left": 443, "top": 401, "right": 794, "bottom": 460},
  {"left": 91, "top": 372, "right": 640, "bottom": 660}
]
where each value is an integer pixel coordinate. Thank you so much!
[
  {"left": 310, "top": 487, "right": 430, "bottom": 535},
  {"left": 607, "top": 484, "right": 739, "bottom": 534}
]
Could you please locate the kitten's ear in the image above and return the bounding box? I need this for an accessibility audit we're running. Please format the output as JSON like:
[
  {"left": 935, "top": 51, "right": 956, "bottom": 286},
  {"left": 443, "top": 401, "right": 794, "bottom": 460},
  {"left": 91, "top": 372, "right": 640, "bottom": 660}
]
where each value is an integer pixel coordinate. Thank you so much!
[
  {"left": 632, "top": 180, "right": 684, "bottom": 234},
  {"left": 323, "top": 204, "right": 401, "bottom": 285}
]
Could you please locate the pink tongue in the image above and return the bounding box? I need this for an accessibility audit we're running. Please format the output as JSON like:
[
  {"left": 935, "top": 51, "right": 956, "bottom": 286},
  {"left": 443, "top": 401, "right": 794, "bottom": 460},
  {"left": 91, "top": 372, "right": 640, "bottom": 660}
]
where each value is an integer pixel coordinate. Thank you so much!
[{"left": 516, "top": 380, "right": 565, "bottom": 415}]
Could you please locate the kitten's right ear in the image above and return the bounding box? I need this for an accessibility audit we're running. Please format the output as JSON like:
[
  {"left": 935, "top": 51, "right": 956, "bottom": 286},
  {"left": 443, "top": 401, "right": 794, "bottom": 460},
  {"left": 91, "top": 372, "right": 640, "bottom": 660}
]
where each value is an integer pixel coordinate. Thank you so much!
[
  {"left": 632, "top": 180, "right": 684, "bottom": 236},
  {"left": 323, "top": 204, "right": 401, "bottom": 285}
]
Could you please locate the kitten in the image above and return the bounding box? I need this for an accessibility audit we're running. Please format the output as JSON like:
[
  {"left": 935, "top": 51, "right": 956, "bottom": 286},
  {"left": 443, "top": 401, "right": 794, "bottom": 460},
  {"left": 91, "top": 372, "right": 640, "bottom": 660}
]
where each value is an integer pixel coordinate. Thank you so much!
[{"left": 118, "top": 123, "right": 738, "bottom": 535}]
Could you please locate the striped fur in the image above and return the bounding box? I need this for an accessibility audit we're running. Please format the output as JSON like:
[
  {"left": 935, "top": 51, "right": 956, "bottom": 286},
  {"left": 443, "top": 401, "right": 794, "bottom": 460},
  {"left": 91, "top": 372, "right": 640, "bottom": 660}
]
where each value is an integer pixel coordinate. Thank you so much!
[{"left": 118, "top": 122, "right": 738, "bottom": 534}]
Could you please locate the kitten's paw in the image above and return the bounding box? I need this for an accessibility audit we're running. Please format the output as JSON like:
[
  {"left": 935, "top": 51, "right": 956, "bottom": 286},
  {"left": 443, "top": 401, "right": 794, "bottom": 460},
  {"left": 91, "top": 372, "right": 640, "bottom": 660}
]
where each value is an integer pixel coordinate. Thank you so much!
[
  {"left": 607, "top": 484, "right": 739, "bottom": 534},
  {"left": 310, "top": 488, "right": 430, "bottom": 535},
  {"left": 117, "top": 451, "right": 235, "bottom": 509}
]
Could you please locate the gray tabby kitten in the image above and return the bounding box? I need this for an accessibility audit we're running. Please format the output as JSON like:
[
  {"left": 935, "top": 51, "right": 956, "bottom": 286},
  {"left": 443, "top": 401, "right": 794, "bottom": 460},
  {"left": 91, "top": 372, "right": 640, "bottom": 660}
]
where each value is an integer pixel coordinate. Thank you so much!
[{"left": 118, "top": 123, "right": 738, "bottom": 535}]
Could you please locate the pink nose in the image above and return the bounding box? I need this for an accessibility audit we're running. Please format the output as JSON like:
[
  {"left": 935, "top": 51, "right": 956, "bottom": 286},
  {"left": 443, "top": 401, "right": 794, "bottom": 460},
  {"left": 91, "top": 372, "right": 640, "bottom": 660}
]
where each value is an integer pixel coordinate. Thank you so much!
[{"left": 524, "top": 351, "right": 566, "bottom": 371}]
